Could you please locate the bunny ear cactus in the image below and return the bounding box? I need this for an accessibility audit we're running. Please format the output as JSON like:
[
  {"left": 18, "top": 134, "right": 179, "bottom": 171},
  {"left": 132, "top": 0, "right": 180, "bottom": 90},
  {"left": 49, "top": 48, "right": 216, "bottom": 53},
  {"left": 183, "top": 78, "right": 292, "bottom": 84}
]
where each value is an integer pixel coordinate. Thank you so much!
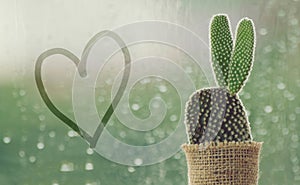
[{"left": 185, "top": 15, "right": 256, "bottom": 144}]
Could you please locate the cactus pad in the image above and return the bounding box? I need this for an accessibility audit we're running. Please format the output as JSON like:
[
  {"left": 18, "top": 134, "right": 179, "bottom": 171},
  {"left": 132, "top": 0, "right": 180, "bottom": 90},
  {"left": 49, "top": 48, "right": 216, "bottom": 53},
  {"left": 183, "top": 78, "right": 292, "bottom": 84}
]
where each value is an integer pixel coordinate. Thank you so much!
[
  {"left": 185, "top": 88, "right": 252, "bottom": 144},
  {"left": 228, "top": 18, "right": 255, "bottom": 94},
  {"left": 210, "top": 15, "right": 233, "bottom": 87}
]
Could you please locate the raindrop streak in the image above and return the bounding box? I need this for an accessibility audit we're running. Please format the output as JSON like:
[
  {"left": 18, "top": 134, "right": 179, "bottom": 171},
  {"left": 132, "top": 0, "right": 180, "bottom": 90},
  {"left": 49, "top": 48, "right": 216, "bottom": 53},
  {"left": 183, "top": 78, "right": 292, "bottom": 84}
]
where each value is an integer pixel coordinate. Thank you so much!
[
  {"left": 60, "top": 162, "right": 74, "bottom": 172},
  {"left": 3, "top": 136, "right": 11, "bottom": 144}
]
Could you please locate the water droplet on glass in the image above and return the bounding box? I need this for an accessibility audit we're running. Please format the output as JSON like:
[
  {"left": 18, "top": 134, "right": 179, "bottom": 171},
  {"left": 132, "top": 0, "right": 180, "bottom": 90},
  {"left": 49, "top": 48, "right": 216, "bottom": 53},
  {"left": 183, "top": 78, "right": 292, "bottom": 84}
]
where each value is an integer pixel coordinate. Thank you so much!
[
  {"left": 38, "top": 114, "right": 45, "bottom": 121},
  {"left": 155, "top": 78, "right": 162, "bottom": 82},
  {"left": 49, "top": 131, "right": 56, "bottom": 138},
  {"left": 153, "top": 129, "right": 165, "bottom": 138},
  {"left": 85, "top": 162, "right": 94, "bottom": 171},
  {"left": 86, "top": 148, "right": 94, "bottom": 155},
  {"left": 68, "top": 130, "right": 78, "bottom": 138},
  {"left": 128, "top": 166, "right": 135, "bottom": 173},
  {"left": 278, "top": 10, "right": 286, "bottom": 17},
  {"left": 284, "top": 90, "right": 295, "bottom": 101},
  {"left": 134, "top": 158, "right": 143, "bottom": 166},
  {"left": 263, "top": 45, "right": 273, "bottom": 53},
  {"left": 98, "top": 96, "right": 105, "bottom": 103},
  {"left": 271, "top": 116, "right": 279, "bottom": 123},
  {"left": 58, "top": 144, "right": 65, "bottom": 151},
  {"left": 174, "top": 153, "right": 181, "bottom": 160},
  {"left": 185, "top": 66, "right": 193, "bottom": 74},
  {"left": 18, "top": 150, "right": 25, "bottom": 158},
  {"left": 146, "top": 136, "right": 155, "bottom": 144},
  {"left": 21, "top": 115, "right": 28, "bottom": 121},
  {"left": 29, "top": 156, "right": 36, "bottom": 163},
  {"left": 119, "top": 131, "right": 126, "bottom": 138},
  {"left": 3, "top": 136, "right": 11, "bottom": 144},
  {"left": 19, "top": 90, "right": 26, "bottom": 96},
  {"left": 246, "top": 110, "right": 251, "bottom": 116},
  {"left": 289, "top": 114, "right": 296, "bottom": 121},
  {"left": 20, "top": 107, "right": 26, "bottom": 112},
  {"left": 151, "top": 100, "right": 160, "bottom": 108},
  {"left": 254, "top": 118, "right": 262, "bottom": 125},
  {"left": 264, "top": 105, "right": 273, "bottom": 113},
  {"left": 295, "top": 107, "right": 300, "bottom": 114},
  {"left": 39, "top": 124, "right": 46, "bottom": 132},
  {"left": 140, "top": 78, "right": 151, "bottom": 84},
  {"left": 37, "top": 142, "right": 45, "bottom": 150},
  {"left": 131, "top": 104, "right": 140, "bottom": 111},
  {"left": 105, "top": 78, "right": 113, "bottom": 85},
  {"left": 21, "top": 136, "right": 27, "bottom": 142},
  {"left": 60, "top": 162, "right": 74, "bottom": 172},
  {"left": 12, "top": 91, "right": 18, "bottom": 98},
  {"left": 257, "top": 129, "right": 267, "bottom": 136},
  {"left": 169, "top": 114, "right": 178, "bottom": 122},
  {"left": 259, "top": 28, "right": 268, "bottom": 35},
  {"left": 277, "top": 82, "right": 286, "bottom": 90},
  {"left": 291, "top": 135, "right": 298, "bottom": 142},
  {"left": 282, "top": 128, "right": 289, "bottom": 135},
  {"left": 158, "top": 85, "right": 167, "bottom": 93},
  {"left": 290, "top": 156, "right": 298, "bottom": 165},
  {"left": 289, "top": 18, "right": 298, "bottom": 26},
  {"left": 293, "top": 166, "right": 300, "bottom": 173},
  {"left": 85, "top": 182, "right": 97, "bottom": 185},
  {"left": 243, "top": 92, "right": 251, "bottom": 99}
]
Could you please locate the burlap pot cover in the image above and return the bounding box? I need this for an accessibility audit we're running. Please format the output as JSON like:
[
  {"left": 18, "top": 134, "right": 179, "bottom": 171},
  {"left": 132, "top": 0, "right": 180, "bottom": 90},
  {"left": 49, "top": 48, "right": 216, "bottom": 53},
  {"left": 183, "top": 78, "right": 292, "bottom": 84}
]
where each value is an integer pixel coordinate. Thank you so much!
[{"left": 182, "top": 142, "right": 262, "bottom": 185}]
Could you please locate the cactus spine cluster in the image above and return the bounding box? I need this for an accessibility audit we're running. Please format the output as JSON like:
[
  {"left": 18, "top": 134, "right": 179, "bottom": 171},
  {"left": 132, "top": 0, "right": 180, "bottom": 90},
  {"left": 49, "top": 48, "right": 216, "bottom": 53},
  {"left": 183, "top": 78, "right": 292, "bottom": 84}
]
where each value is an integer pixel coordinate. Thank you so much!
[{"left": 185, "top": 14, "right": 256, "bottom": 144}]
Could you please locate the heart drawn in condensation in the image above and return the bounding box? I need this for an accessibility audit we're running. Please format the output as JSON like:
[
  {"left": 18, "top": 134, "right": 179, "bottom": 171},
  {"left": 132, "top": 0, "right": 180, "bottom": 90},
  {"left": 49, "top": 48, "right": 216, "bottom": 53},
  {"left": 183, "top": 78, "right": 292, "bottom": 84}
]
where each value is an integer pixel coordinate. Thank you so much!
[{"left": 35, "top": 30, "right": 131, "bottom": 148}]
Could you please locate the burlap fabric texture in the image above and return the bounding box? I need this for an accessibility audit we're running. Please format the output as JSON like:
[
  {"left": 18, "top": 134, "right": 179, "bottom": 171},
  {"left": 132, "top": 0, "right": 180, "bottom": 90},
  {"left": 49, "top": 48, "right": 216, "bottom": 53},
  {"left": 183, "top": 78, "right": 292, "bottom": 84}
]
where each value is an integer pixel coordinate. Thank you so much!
[{"left": 182, "top": 142, "right": 262, "bottom": 185}]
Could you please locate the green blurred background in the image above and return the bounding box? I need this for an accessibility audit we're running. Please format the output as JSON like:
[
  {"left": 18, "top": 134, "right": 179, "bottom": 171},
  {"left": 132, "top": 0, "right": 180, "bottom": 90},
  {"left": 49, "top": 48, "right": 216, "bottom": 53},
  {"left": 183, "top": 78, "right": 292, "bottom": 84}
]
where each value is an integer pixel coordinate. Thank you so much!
[{"left": 0, "top": 0, "right": 299, "bottom": 184}]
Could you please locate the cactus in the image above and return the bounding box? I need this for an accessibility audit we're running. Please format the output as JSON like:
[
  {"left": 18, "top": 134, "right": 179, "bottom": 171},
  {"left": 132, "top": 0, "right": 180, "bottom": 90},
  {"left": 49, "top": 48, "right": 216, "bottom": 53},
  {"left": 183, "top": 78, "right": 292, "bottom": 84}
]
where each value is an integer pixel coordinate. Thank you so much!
[{"left": 185, "top": 14, "right": 255, "bottom": 144}]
